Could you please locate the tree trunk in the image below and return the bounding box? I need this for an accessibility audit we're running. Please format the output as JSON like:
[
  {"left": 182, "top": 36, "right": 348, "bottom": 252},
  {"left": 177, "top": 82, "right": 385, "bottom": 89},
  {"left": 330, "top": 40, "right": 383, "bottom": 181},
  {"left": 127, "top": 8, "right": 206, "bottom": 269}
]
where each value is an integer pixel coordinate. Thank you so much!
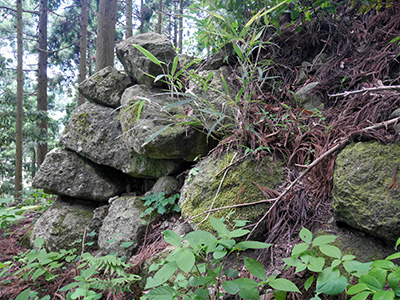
[
  {"left": 15, "top": 0, "right": 23, "bottom": 199},
  {"left": 140, "top": 0, "right": 144, "bottom": 33},
  {"left": 95, "top": 0, "right": 117, "bottom": 71},
  {"left": 78, "top": 0, "right": 88, "bottom": 105},
  {"left": 37, "top": 0, "right": 48, "bottom": 168},
  {"left": 126, "top": 0, "right": 133, "bottom": 38},
  {"left": 173, "top": 0, "right": 178, "bottom": 47},
  {"left": 157, "top": 0, "right": 162, "bottom": 34},
  {"left": 178, "top": 0, "right": 183, "bottom": 53}
]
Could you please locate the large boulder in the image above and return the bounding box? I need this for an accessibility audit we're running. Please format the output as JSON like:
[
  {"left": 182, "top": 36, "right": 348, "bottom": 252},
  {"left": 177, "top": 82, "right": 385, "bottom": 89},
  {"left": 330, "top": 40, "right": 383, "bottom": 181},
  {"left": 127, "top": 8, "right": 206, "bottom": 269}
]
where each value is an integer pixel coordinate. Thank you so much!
[
  {"left": 60, "top": 103, "right": 181, "bottom": 178},
  {"left": 333, "top": 141, "right": 400, "bottom": 243},
  {"left": 98, "top": 195, "right": 149, "bottom": 256},
  {"left": 78, "top": 66, "right": 132, "bottom": 108},
  {"left": 32, "top": 148, "right": 124, "bottom": 202},
  {"left": 30, "top": 197, "right": 101, "bottom": 252},
  {"left": 116, "top": 32, "right": 177, "bottom": 87},
  {"left": 120, "top": 85, "right": 215, "bottom": 161},
  {"left": 179, "top": 152, "right": 283, "bottom": 238}
]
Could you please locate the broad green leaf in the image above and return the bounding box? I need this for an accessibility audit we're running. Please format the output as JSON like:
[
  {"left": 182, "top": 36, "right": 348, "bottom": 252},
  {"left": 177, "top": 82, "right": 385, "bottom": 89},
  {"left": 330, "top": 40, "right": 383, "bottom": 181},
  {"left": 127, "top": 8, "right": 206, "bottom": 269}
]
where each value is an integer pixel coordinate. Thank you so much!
[
  {"left": 244, "top": 256, "right": 266, "bottom": 281},
  {"left": 171, "top": 56, "right": 179, "bottom": 76},
  {"left": 304, "top": 275, "right": 314, "bottom": 291},
  {"left": 347, "top": 283, "right": 369, "bottom": 295},
  {"left": 239, "top": 288, "right": 259, "bottom": 299},
  {"left": 222, "top": 280, "right": 240, "bottom": 294},
  {"left": 344, "top": 260, "right": 372, "bottom": 277},
  {"left": 268, "top": 278, "right": 301, "bottom": 293},
  {"left": 232, "top": 43, "right": 243, "bottom": 60},
  {"left": 319, "top": 244, "right": 342, "bottom": 259},
  {"left": 312, "top": 235, "right": 337, "bottom": 247},
  {"left": 371, "top": 260, "right": 395, "bottom": 270},
  {"left": 189, "top": 275, "right": 215, "bottom": 286},
  {"left": 185, "top": 230, "right": 217, "bottom": 251},
  {"left": 316, "top": 275, "right": 348, "bottom": 295},
  {"left": 34, "top": 237, "right": 45, "bottom": 248},
  {"left": 350, "top": 291, "right": 372, "bottom": 300},
  {"left": 59, "top": 282, "right": 79, "bottom": 292},
  {"left": 213, "top": 249, "right": 227, "bottom": 260},
  {"left": 299, "top": 227, "right": 313, "bottom": 243},
  {"left": 331, "top": 259, "right": 341, "bottom": 268},
  {"left": 163, "top": 230, "right": 181, "bottom": 247},
  {"left": 32, "top": 268, "right": 46, "bottom": 281},
  {"left": 308, "top": 256, "right": 325, "bottom": 272},
  {"left": 388, "top": 271, "right": 400, "bottom": 290},
  {"left": 146, "top": 286, "right": 175, "bottom": 300},
  {"left": 15, "top": 288, "right": 31, "bottom": 300},
  {"left": 235, "top": 241, "right": 271, "bottom": 250},
  {"left": 228, "top": 228, "right": 250, "bottom": 238},
  {"left": 132, "top": 43, "right": 164, "bottom": 67},
  {"left": 359, "top": 274, "right": 383, "bottom": 292},
  {"left": 283, "top": 257, "right": 303, "bottom": 267},
  {"left": 343, "top": 254, "right": 356, "bottom": 261},
  {"left": 369, "top": 268, "right": 387, "bottom": 288},
  {"left": 120, "top": 241, "right": 134, "bottom": 248},
  {"left": 291, "top": 242, "right": 309, "bottom": 257},
  {"left": 273, "top": 290, "right": 287, "bottom": 300},
  {"left": 230, "top": 278, "right": 259, "bottom": 289},
  {"left": 145, "top": 261, "right": 178, "bottom": 289},
  {"left": 224, "top": 267, "right": 239, "bottom": 278},
  {"left": 372, "top": 290, "right": 395, "bottom": 300},
  {"left": 386, "top": 252, "right": 400, "bottom": 261},
  {"left": 176, "top": 248, "right": 195, "bottom": 273}
]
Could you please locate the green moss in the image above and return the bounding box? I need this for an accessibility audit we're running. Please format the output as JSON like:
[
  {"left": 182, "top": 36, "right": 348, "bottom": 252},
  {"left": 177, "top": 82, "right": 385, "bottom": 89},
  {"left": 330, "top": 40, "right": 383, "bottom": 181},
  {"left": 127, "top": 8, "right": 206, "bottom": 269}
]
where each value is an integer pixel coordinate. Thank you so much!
[{"left": 181, "top": 152, "right": 283, "bottom": 235}]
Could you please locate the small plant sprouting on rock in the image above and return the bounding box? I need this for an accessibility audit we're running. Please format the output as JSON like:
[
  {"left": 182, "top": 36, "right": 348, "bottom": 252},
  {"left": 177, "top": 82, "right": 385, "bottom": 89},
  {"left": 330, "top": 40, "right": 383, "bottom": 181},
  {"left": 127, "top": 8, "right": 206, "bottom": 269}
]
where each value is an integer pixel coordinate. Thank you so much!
[{"left": 140, "top": 193, "right": 180, "bottom": 224}]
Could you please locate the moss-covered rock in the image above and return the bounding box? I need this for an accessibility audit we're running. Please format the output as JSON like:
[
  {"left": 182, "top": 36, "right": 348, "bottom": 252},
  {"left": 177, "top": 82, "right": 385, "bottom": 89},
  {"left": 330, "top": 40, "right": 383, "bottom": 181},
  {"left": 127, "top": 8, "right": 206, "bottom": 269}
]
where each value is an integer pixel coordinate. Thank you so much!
[
  {"left": 333, "top": 141, "right": 400, "bottom": 243},
  {"left": 29, "top": 197, "right": 100, "bottom": 252},
  {"left": 179, "top": 152, "right": 283, "bottom": 238}
]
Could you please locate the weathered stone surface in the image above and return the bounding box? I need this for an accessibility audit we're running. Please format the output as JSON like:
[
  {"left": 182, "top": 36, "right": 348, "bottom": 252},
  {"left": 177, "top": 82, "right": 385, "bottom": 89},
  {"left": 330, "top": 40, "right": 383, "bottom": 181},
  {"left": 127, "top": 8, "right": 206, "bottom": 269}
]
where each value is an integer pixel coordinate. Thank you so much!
[
  {"left": 116, "top": 32, "right": 177, "bottom": 87},
  {"left": 32, "top": 148, "right": 124, "bottom": 202},
  {"left": 147, "top": 176, "right": 181, "bottom": 197},
  {"left": 78, "top": 66, "right": 131, "bottom": 108},
  {"left": 333, "top": 141, "right": 400, "bottom": 243},
  {"left": 179, "top": 152, "right": 283, "bottom": 238},
  {"left": 30, "top": 197, "right": 99, "bottom": 252},
  {"left": 294, "top": 82, "right": 324, "bottom": 110},
  {"left": 120, "top": 85, "right": 214, "bottom": 161},
  {"left": 61, "top": 103, "right": 128, "bottom": 171},
  {"left": 98, "top": 195, "right": 148, "bottom": 256},
  {"left": 389, "top": 108, "right": 400, "bottom": 133},
  {"left": 61, "top": 102, "right": 181, "bottom": 178}
]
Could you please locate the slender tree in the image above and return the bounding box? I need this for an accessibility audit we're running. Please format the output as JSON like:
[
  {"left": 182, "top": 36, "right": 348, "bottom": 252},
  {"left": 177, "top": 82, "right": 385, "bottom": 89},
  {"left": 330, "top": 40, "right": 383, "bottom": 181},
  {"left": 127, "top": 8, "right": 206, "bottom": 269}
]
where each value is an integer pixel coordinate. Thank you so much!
[
  {"left": 37, "top": 0, "right": 48, "bottom": 167},
  {"left": 178, "top": 0, "right": 183, "bottom": 53},
  {"left": 15, "top": 0, "right": 23, "bottom": 198},
  {"left": 126, "top": 0, "right": 133, "bottom": 38},
  {"left": 157, "top": 0, "right": 162, "bottom": 34},
  {"left": 78, "top": 0, "right": 88, "bottom": 105},
  {"left": 95, "top": 0, "right": 117, "bottom": 71}
]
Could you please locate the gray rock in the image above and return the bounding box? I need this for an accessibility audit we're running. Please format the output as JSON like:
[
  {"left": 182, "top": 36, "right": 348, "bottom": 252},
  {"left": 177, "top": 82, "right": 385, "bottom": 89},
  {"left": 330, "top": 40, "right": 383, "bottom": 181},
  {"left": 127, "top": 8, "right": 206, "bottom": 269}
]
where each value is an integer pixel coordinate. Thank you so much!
[
  {"left": 116, "top": 33, "right": 177, "bottom": 87},
  {"left": 120, "top": 85, "right": 214, "bottom": 161},
  {"left": 61, "top": 102, "right": 181, "bottom": 178},
  {"left": 98, "top": 195, "right": 149, "bottom": 256},
  {"left": 30, "top": 197, "right": 99, "bottom": 252},
  {"left": 78, "top": 66, "right": 131, "bottom": 108},
  {"left": 32, "top": 148, "right": 124, "bottom": 202},
  {"left": 333, "top": 141, "right": 400, "bottom": 243},
  {"left": 389, "top": 108, "right": 400, "bottom": 134},
  {"left": 147, "top": 176, "right": 181, "bottom": 197},
  {"left": 294, "top": 82, "right": 324, "bottom": 110},
  {"left": 179, "top": 152, "right": 283, "bottom": 238}
]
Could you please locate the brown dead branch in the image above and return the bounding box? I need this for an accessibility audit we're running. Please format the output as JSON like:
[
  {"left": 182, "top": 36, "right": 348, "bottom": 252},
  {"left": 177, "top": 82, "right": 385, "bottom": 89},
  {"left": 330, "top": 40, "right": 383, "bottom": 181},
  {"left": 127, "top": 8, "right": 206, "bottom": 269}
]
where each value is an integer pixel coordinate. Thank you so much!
[{"left": 328, "top": 85, "right": 400, "bottom": 97}]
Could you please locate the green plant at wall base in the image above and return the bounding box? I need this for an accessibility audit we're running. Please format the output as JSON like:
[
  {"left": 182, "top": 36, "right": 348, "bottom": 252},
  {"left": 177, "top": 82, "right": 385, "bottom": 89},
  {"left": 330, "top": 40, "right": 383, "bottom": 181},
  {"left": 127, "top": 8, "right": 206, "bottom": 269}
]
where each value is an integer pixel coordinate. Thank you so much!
[
  {"left": 141, "top": 193, "right": 180, "bottom": 224},
  {"left": 141, "top": 217, "right": 300, "bottom": 300}
]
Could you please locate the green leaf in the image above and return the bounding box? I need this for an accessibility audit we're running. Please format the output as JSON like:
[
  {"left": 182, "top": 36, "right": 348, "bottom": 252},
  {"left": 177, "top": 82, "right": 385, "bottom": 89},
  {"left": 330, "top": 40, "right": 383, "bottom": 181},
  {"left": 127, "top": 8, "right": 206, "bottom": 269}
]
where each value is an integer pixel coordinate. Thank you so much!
[
  {"left": 268, "top": 278, "right": 301, "bottom": 293},
  {"left": 316, "top": 268, "right": 348, "bottom": 295},
  {"left": 386, "top": 252, "right": 400, "bottom": 261},
  {"left": 34, "top": 237, "right": 45, "bottom": 248},
  {"left": 319, "top": 244, "right": 342, "bottom": 259},
  {"left": 32, "top": 268, "right": 46, "bottom": 281},
  {"left": 176, "top": 248, "right": 195, "bottom": 274},
  {"left": 163, "top": 230, "right": 181, "bottom": 247},
  {"left": 308, "top": 256, "right": 325, "bottom": 272},
  {"left": 283, "top": 257, "right": 303, "bottom": 267},
  {"left": 210, "top": 217, "right": 230, "bottom": 237},
  {"left": 312, "top": 235, "right": 337, "bottom": 247},
  {"left": 15, "top": 288, "right": 31, "bottom": 300},
  {"left": 291, "top": 242, "right": 309, "bottom": 257},
  {"left": 120, "top": 241, "right": 134, "bottom": 248},
  {"left": 371, "top": 260, "right": 395, "bottom": 270},
  {"left": 299, "top": 227, "right": 313, "bottom": 243},
  {"left": 224, "top": 267, "right": 239, "bottom": 278},
  {"left": 213, "top": 249, "right": 227, "bottom": 259},
  {"left": 146, "top": 286, "right": 175, "bottom": 300},
  {"left": 372, "top": 290, "right": 395, "bottom": 300},
  {"left": 347, "top": 283, "right": 369, "bottom": 295},
  {"left": 141, "top": 124, "right": 173, "bottom": 147},
  {"left": 272, "top": 290, "right": 287, "bottom": 300},
  {"left": 350, "top": 291, "right": 372, "bottom": 300},
  {"left": 230, "top": 278, "right": 259, "bottom": 289},
  {"left": 189, "top": 275, "right": 215, "bottom": 286},
  {"left": 145, "top": 262, "right": 178, "bottom": 289},
  {"left": 222, "top": 280, "right": 240, "bottom": 294},
  {"left": 344, "top": 260, "right": 372, "bottom": 277},
  {"left": 388, "top": 271, "right": 400, "bottom": 290},
  {"left": 244, "top": 257, "right": 266, "bottom": 281},
  {"left": 359, "top": 274, "right": 383, "bottom": 292},
  {"left": 132, "top": 43, "right": 164, "bottom": 67},
  {"left": 228, "top": 228, "right": 249, "bottom": 238},
  {"left": 185, "top": 230, "right": 217, "bottom": 251},
  {"left": 235, "top": 241, "right": 271, "bottom": 250},
  {"left": 171, "top": 56, "right": 179, "bottom": 76},
  {"left": 369, "top": 268, "right": 387, "bottom": 288},
  {"left": 304, "top": 275, "right": 314, "bottom": 291},
  {"left": 239, "top": 288, "right": 260, "bottom": 299}
]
